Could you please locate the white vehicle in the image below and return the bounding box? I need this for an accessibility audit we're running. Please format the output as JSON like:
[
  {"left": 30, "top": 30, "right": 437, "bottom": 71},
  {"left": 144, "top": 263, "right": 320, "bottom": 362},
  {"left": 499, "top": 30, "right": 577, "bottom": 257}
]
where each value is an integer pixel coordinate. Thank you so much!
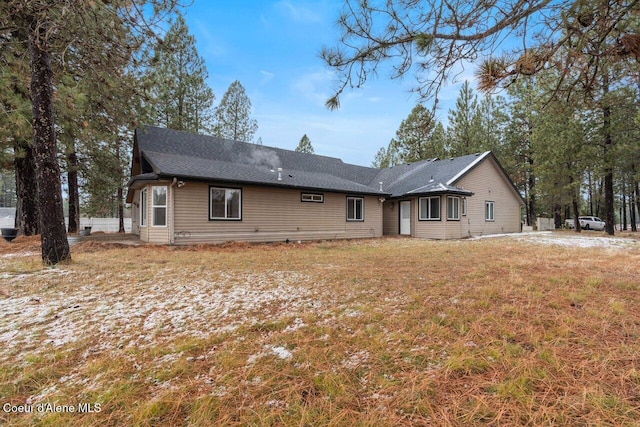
[{"left": 565, "top": 216, "right": 606, "bottom": 231}]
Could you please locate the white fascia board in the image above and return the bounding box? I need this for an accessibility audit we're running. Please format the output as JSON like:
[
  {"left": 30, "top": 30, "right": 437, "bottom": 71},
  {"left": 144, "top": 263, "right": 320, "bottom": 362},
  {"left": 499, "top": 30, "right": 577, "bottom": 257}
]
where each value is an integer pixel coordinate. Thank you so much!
[{"left": 446, "top": 151, "right": 491, "bottom": 185}]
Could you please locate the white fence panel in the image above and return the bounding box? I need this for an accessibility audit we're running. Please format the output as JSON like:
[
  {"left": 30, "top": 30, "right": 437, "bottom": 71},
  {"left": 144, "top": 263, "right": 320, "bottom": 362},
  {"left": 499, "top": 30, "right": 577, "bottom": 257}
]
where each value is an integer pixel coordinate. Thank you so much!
[{"left": 0, "top": 216, "right": 131, "bottom": 233}]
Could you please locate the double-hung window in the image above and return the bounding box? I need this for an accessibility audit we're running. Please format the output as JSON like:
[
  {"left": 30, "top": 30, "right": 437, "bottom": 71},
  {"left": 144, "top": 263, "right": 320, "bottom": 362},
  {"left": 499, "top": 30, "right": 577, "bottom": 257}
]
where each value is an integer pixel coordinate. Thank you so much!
[
  {"left": 152, "top": 186, "right": 167, "bottom": 226},
  {"left": 210, "top": 187, "right": 242, "bottom": 220},
  {"left": 140, "top": 188, "right": 147, "bottom": 227},
  {"left": 346, "top": 197, "right": 364, "bottom": 221},
  {"left": 419, "top": 196, "right": 440, "bottom": 220},
  {"left": 447, "top": 196, "right": 460, "bottom": 220},
  {"left": 485, "top": 201, "right": 495, "bottom": 221}
]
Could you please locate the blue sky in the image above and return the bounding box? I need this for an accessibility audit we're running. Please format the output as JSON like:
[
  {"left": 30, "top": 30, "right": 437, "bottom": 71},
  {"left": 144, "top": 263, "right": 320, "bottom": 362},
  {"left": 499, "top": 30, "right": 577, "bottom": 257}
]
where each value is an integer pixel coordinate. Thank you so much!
[{"left": 182, "top": 0, "right": 474, "bottom": 167}]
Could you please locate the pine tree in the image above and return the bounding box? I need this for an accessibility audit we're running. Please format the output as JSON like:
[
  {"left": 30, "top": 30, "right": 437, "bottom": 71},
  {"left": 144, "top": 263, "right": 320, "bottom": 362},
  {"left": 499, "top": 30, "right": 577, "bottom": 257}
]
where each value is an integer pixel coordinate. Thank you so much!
[
  {"left": 0, "top": 28, "right": 40, "bottom": 235},
  {"left": 295, "top": 134, "right": 314, "bottom": 154},
  {"left": 447, "top": 82, "right": 483, "bottom": 156},
  {"left": 146, "top": 14, "right": 215, "bottom": 134},
  {"left": 321, "top": 0, "right": 638, "bottom": 109},
  {"left": 214, "top": 80, "right": 258, "bottom": 142},
  {"left": 372, "top": 145, "right": 399, "bottom": 168},
  {"left": 1, "top": 0, "right": 179, "bottom": 264},
  {"left": 391, "top": 104, "right": 447, "bottom": 163}
]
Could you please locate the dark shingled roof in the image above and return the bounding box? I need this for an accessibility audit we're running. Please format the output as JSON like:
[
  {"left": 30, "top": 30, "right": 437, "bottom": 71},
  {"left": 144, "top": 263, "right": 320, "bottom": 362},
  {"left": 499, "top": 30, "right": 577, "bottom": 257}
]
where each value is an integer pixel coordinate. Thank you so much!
[
  {"left": 128, "top": 126, "right": 495, "bottom": 198},
  {"left": 374, "top": 153, "right": 487, "bottom": 197}
]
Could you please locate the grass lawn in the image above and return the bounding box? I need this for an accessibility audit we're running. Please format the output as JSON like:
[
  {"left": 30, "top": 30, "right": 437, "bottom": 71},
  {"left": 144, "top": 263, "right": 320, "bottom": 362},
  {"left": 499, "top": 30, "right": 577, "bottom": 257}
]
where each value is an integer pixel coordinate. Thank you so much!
[{"left": 1, "top": 233, "right": 639, "bottom": 426}]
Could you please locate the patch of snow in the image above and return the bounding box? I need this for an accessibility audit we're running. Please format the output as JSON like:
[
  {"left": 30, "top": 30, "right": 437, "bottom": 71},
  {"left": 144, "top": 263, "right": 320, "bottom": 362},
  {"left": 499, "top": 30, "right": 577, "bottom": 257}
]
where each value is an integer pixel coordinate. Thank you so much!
[
  {"left": 0, "top": 269, "right": 319, "bottom": 362},
  {"left": 270, "top": 345, "right": 293, "bottom": 360},
  {"left": 341, "top": 350, "right": 370, "bottom": 370},
  {"left": 284, "top": 318, "right": 306, "bottom": 332},
  {"left": 247, "top": 345, "right": 293, "bottom": 364},
  {"left": 25, "top": 385, "right": 58, "bottom": 405},
  {"left": 473, "top": 231, "right": 640, "bottom": 250},
  {"left": 0, "top": 251, "right": 39, "bottom": 259}
]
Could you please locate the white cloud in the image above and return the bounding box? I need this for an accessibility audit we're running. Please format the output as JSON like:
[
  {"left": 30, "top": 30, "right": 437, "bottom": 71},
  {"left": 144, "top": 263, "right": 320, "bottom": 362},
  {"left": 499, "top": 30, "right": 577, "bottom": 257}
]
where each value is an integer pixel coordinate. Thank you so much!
[
  {"left": 275, "top": 0, "right": 323, "bottom": 23},
  {"left": 260, "top": 70, "right": 275, "bottom": 84},
  {"left": 254, "top": 110, "right": 400, "bottom": 166},
  {"left": 291, "top": 70, "right": 334, "bottom": 107},
  {"left": 191, "top": 20, "right": 227, "bottom": 57}
]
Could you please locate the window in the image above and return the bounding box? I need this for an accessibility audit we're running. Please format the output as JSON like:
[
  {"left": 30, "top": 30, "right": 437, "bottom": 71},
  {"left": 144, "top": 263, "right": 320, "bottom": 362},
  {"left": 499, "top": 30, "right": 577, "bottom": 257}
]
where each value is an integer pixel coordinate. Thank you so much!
[
  {"left": 152, "top": 186, "right": 167, "bottom": 226},
  {"left": 210, "top": 187, "right": 242, "bottom": 220},
  {"left": 447, "top": 196, "right": 460, "bottom": 220},
  {"left": 462, "top": 198, "right": 467, "bottom": 216},
  {"left": 301, "top": 193, "right": 324, "bottom": 203},
  {"left": 419, "top": 196, "right": 440, "bottom": 220},
  {"left": 140, "top": 188, "right": 147, "bottom": 227},
  {"left": 347, "top": 197, "right": 364, "bottom": 221},
  {"left": 485, "top": 201, "right": 495, "bottom": 221}
]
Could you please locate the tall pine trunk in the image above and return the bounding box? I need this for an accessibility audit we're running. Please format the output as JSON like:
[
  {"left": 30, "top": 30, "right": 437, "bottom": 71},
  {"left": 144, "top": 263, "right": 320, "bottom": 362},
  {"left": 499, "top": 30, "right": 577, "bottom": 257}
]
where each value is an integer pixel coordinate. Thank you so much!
[
  {"left": 13, "top": 139, "right": 40, "bottom": 235},
  {"left": 635, "top": 182, "right": 640, "bottom": 232},
  {"left": 527, "top": 155, "right": 535, "bottom": 227},
  {"left": 28, "top": 18, "right": 70, "bottom": 264},
  {"left": 569, "top": 173, "right": 581, "bottom": 232},
  {"left": 67, "top": 150, "right": 79, "bottom": 233},
  {"left": 117, "top": 186, "right": 125, "bottom": 233},
  {"left": 602, "top": 72, "right": 615, "bottom": 236},
  {"left": 622, "top": 182, "right": 627, "bottom": 231}
]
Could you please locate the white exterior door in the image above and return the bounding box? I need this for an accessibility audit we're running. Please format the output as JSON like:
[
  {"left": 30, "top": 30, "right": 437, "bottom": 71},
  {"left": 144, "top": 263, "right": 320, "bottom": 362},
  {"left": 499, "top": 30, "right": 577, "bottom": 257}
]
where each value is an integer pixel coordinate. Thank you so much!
[{"left": 400, "top": 201, "right": 411, "bottom": 235}]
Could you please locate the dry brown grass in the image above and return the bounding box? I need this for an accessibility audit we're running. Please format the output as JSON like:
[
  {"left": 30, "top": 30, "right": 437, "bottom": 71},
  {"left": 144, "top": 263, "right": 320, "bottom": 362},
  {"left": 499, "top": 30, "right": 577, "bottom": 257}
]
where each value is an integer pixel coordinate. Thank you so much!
[{"left": 1, "top": 234, "right": 639, "bottom": 426}]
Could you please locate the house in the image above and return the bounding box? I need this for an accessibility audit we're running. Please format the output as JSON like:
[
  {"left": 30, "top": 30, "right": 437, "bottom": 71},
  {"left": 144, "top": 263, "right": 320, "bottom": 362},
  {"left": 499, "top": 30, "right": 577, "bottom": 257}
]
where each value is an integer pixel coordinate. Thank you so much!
[{"left": 126, "top": 126, "right": 523, "bottom": 244}]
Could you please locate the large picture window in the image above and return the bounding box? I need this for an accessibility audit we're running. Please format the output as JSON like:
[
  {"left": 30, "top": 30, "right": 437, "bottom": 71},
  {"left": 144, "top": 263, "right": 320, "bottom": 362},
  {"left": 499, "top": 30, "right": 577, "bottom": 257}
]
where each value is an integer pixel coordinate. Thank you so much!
[
  {"left": 447, "top": 196, "right": 460, "bottom": 220},
  {"left": 346, "top": 197, "right": 364, "bottom": 221},
  {"left": 485, "top": 201, "right": 495, "bottom": 221},
  {"left": 419, "top": 196, "right": 440, "bottom": 220},
  {"left": 152, "top": 186, "right": 167, "bottom": 227},
  {"left": 210, "top": 187, "right": 242, "bottom": 220},
  {"left": 140, "top": 188, "right": 147, "bottom": 227}
]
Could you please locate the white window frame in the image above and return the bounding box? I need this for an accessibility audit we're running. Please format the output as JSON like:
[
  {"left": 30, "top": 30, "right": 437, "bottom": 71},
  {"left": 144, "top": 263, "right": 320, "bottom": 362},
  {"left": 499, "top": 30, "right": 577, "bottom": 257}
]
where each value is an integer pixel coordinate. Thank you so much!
[
  {"left": 485, "top": 201, "right": 495, "bottom": 222},
  {"left": 209, "top": 187, "right": 242, "bottom": 220},
  {"left": 447, "top": 196, "right": 460, "bottom": 221},
  {"left": 152, "top": 186, "right": 167, "bottom": 227},
  {"left": 461, "top": 197, "right": 467, "bottom": 216},
  {"left": 140, "top": 188, "right": 147, "bottom": 227},
  {"left": 346, "top": 197, "right": 364, "bottom": 221},
  {"left": 301, "top": 193, "right": 324, "bottom": 203},
  {"left": 418, "top": 196, "right": 440, "bottom": 221}
]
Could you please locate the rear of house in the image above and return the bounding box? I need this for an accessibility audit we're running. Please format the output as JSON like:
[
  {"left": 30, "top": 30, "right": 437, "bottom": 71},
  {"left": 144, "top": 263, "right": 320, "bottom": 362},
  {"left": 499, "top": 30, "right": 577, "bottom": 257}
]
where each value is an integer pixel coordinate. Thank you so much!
[
  {"left": 380, "top": 152, "right": 523, "bottom": 239},
  {"left": 131, "top": 182, "right": 383, "bottom": 244},
  {"left": 127, "top": 126, "right": 523, "bottom": 244},
  {"left": 127, "top": 126, "right": 385, "bottom": 244}
]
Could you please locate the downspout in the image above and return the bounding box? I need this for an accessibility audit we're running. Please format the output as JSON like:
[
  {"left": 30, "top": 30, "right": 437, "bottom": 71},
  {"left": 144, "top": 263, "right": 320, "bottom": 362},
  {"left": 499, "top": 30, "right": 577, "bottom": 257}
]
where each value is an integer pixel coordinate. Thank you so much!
[{"left": 169, "top": 178, "right": 177, "bottom": 244}]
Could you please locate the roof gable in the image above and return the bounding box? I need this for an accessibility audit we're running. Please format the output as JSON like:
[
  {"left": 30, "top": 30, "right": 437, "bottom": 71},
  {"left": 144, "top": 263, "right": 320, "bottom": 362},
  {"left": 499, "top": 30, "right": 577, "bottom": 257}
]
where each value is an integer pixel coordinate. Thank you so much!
[
  {"left": 376, "top": 153, "right": 488, "bottom": 197},
  {"left": 129, "top": 126, "right": 519, "bottom": 201},
  {"left": 134, "top": 126, "right": 382, "bottom": 194}
]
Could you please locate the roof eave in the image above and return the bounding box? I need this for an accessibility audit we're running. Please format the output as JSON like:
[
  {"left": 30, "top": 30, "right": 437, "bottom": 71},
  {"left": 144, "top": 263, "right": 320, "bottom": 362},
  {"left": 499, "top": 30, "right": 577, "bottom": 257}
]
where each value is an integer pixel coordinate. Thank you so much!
[
  {"left": 446, "top": 151, "right": 491, "bottom": 185},
  {"left": 155, "top": 173, "right": 390, "bottom": 197}
]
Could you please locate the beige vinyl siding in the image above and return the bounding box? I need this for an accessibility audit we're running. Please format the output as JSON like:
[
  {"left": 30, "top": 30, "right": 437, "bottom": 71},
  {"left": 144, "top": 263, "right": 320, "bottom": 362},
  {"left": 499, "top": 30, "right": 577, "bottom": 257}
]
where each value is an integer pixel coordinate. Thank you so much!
[
  {"left": 414, "top": 196, "right": 447, "bottom": 239},
  {"left": 409, "top": 157, "right": 522, "bottom": 239},
  {"left": 382, "top": 201, "right": 400, "bottom": 235},
  {"left": 456, "top": 156, "right": 522, "bottom": 236},
  {"left": 172, "top": 183, "right": 383, "bottom": 244}
]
